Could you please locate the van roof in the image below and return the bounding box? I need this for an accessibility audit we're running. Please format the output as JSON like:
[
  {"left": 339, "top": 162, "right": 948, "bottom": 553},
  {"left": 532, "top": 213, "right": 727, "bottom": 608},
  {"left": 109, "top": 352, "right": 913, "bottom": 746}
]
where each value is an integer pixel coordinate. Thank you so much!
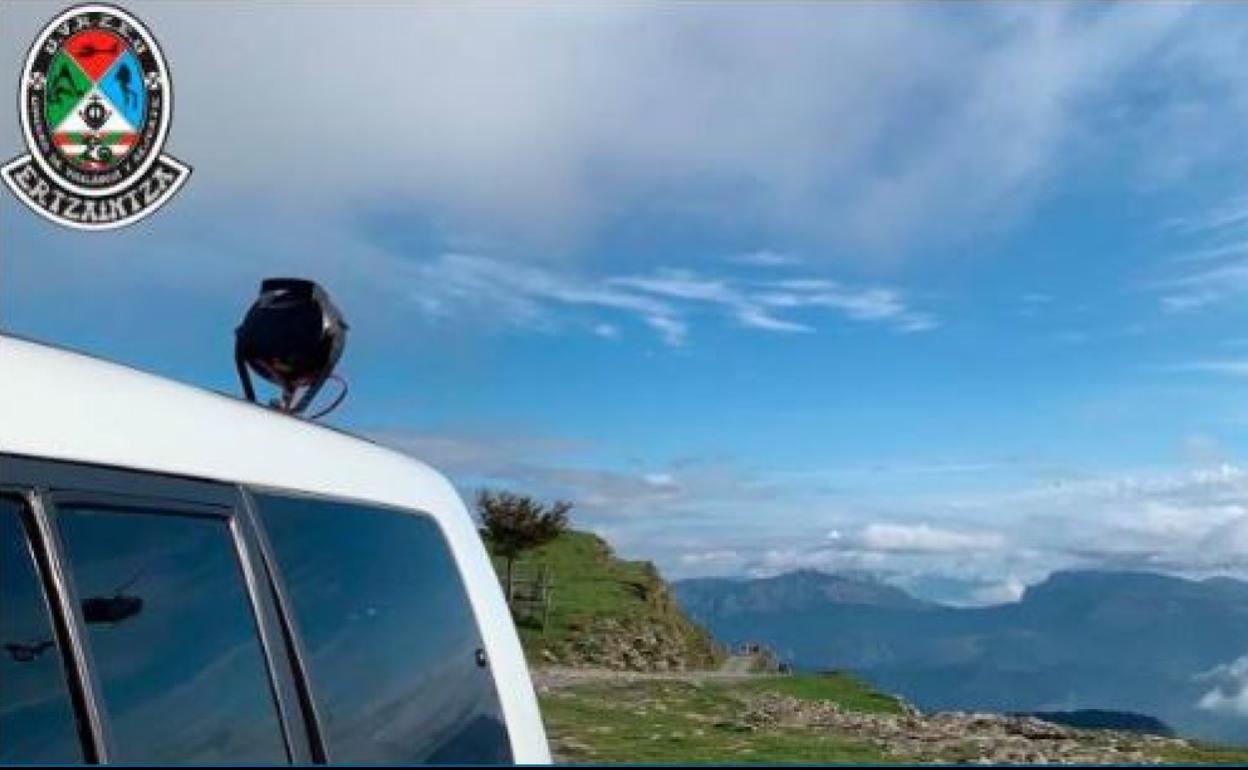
[
  {"left": 0, "top": 334, "right": 462, "bottom": 514},
  {"left": 1, "top": 334, "right": 554, "bottom": 762}
]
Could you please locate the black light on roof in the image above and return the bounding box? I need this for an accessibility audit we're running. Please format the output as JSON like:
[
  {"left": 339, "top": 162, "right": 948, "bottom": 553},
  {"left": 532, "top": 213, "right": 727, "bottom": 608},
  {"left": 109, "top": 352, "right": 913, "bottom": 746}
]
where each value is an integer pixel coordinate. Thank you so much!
[{"left": 235, "top": 278, "right": 348, "bottom": 417}]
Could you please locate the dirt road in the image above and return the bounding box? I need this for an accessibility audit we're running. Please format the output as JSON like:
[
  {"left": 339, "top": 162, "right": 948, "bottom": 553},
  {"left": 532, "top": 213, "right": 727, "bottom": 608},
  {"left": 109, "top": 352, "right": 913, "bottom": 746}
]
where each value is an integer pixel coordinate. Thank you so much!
[{"left": 531, "top": 659, "right": 764, "bottom": 691}]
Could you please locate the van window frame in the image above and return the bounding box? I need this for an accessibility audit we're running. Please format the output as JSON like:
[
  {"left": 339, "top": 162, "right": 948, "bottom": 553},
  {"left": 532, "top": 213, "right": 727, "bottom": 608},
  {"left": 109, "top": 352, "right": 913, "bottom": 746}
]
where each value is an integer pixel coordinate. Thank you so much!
[
  {"left": 0, "top": 489, "right": 101, "bottom": 763},
  {"left": 0, "top": 454, "right": 316, "bottom": 764},
  {"left": 237, "top": 486, "right": 330, "bottom": 763}
]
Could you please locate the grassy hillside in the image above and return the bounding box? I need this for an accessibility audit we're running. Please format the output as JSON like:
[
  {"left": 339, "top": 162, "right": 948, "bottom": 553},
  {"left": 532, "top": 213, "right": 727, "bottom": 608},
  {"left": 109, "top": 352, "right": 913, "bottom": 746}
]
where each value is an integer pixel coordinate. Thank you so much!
[
  {"left": 489, "top": 530, "right": 724, "bottom": 670},
  {"left": 540, "top": 673, "right": 899, "bottom": 763}
]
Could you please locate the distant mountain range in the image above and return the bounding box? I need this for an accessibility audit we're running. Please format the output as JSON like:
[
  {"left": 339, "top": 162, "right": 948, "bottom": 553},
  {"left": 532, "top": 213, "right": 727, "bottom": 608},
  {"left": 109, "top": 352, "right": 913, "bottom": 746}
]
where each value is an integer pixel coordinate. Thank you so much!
[{"left": 675, "top": 569, "right": 1248, "bottom": 744}]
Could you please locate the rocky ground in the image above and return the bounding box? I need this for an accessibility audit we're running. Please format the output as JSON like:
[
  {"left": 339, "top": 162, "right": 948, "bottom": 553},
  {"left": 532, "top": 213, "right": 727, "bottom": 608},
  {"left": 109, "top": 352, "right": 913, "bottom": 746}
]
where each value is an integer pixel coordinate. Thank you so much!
[
  {"left": 537, "top": 616, "right": 721, "bottom": 671},
  {"left": 535, "top": 669, "right": 1247, "bottom": 765},
  {"left": 740, "top": 691, "right": 1188, "bottom": 765}
]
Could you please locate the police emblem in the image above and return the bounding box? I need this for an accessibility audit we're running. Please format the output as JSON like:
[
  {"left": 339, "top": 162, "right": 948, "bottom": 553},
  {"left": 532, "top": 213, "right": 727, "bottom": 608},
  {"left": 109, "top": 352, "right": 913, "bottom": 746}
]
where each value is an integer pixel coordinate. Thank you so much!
[{"left": 2, "top": 4, "right": 190, "bottom": 229}]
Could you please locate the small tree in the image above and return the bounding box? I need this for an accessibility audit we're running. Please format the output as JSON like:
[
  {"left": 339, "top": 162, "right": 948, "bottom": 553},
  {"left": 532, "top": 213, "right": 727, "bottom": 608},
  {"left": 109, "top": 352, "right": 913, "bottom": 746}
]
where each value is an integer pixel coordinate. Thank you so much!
[{"left": 477, "top": 489, "right": 571, "bottom": 601}]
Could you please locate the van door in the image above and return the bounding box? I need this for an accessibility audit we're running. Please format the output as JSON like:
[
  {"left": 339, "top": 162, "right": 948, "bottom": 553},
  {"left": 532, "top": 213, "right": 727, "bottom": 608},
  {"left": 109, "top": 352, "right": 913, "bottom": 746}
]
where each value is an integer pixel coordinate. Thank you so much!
[{"left": 0, "top": 456, "right": 312, "bottom": 764}]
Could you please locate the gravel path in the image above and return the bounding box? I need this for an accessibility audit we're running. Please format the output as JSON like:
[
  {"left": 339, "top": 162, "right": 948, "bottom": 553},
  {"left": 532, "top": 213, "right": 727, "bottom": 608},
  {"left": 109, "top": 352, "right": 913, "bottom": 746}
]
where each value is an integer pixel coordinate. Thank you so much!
[{"left": 531, "top": 664, "right": 765, "bottom": 692}]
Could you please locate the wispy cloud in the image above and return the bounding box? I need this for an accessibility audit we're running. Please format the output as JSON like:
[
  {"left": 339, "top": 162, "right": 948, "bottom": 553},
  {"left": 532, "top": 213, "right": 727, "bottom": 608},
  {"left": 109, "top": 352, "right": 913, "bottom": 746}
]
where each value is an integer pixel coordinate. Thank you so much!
[
  {"left": 610, "top": 271, "right": 817, "bottom": 335},
  {"left": 379, "top": 429, "right": 743, "bottom": 521},
  {"left": 1167, "top": 195, "right": 1248, "bottom": 236},
  {"left": 1155, "top": 195, "right": 1248, "bottom": 312},
  {"left": 1167, "top": 360, "right": 1248, "bottom": 378},
  {"left": 392, "top": 252, "right": 689, "bottom": 344},
  {"left": 1157, "top": 261, "right": 1248, "bottom": 313},
  {"left": 395, "top": 255, "right": 935, "bottom": 345},
  {"left": 760, "top": 280, "right": 938, "bottom": 333},
  {"left": 728, "top": 250, "right": 804, "bottom": 268}
]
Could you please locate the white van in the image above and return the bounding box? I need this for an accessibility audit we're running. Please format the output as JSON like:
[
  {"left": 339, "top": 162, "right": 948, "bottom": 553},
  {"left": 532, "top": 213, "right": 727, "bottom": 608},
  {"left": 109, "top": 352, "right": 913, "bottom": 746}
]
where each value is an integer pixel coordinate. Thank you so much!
[{"left": 0, "top": 334, "right": 551, "bottom": 765}]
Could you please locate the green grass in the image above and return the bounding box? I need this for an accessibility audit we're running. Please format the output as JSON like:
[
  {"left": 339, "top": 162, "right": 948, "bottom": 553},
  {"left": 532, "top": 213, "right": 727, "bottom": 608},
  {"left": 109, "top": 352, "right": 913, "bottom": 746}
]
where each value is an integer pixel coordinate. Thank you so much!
[
  {"left": 503, "top": 531, "right": 653, "bottom": 642},
  {"left": 541, "top": 673, "right": 1248, "bottom": 765},
  {"left": 1155, "top": 741, "right": 1248, "bottom": 764},
  {"left": 490, "top": 530, "right": 722, "bottom": 666},
  {"left": 540, "top": 676, "right": 899, "bottom": 764},
  {"left": 735, "top": 671, "right": 907, "bottom": 716}
]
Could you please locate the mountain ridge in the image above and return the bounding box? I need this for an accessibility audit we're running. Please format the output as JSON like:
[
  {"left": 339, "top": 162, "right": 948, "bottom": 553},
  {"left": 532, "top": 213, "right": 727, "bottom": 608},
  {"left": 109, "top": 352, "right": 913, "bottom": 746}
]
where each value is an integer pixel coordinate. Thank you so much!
[
  {"left": 678, "top": 567, "right": 1248, "bottom": 612},
  {"left": 673, "top": 567, "right": 1248, "bottom": 745},
  {"left": 676, "top": 568, "right": 934, "bottom": 616}
]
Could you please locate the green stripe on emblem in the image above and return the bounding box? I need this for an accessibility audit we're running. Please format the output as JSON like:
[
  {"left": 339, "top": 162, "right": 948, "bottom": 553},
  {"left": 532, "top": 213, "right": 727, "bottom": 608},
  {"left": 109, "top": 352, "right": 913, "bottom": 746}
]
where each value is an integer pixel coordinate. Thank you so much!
[{"left": 43, "top": 51, "right": 92, "bottom": 130}]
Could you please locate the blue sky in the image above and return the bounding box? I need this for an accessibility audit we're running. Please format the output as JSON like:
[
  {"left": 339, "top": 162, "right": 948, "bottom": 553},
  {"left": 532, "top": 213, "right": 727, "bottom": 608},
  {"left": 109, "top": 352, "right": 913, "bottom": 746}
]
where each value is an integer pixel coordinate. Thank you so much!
[{"left": 4, "top": 1, "right": 1248, "bottom": 607}]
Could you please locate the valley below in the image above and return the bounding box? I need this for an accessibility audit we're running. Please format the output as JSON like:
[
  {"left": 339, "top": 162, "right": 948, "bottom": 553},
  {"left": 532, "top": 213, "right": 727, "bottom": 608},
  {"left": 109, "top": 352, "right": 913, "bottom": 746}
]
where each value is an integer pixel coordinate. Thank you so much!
[
  {"left": 676, "top": 568, "right": 1248, "bottom": 746},
  {"left": 498, "top": 529, "right": 1248, "bottom": 762}
]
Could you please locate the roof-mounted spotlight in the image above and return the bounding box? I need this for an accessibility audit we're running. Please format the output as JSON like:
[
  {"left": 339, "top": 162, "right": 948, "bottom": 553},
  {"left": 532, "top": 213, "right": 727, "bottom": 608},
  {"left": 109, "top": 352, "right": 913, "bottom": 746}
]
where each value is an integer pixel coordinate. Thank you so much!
[{"left": 235, "top": 278, "right": 349, "bottom": 418}]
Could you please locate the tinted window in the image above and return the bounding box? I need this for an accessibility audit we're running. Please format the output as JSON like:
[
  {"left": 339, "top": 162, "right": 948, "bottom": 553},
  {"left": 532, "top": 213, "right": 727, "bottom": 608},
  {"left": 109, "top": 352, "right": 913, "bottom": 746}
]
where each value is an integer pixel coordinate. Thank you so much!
[
  {"left": 56, "top": 505, "right": 287, "bottom": 764},
  {"left": 256, "top": 494, "right": 510, "bottom": 764},
  {"left": 0, "top": 498, "right": 82, "bottom": 764}
]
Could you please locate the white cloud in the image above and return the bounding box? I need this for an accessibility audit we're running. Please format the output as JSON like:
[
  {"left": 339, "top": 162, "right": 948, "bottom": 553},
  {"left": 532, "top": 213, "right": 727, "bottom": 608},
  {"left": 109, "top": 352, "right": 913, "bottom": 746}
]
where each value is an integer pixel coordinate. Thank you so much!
[
  {"left": 1169, "top": 360, "right": 1248, "bottom": 378},
  {"left": 957, "top": 464, "right": 1248, "bottom": 574},
  {"left": 1168, "top": 195, "right": 1248, "bottom": 235},
  {"left": 723, "top": 463, "right": 1248, "bottom": 596},
  {"left": 1199, "top": 516, "right": 1248, "bottom": 564},
  {"left": 969, "top": 577, "right": 1027, "bottom": 605},
  {"left": 610, "top": 270, "right": 818, "bottom": 334},
  {"left": 642, "top": 472, "right": 678, "bottom": 488},
  {"left": 0, "top": 0, "right": 1218, "bottom": 254},
  {"left": 1197, "top": 653, "right": 1248, "bottom": 718},
  {"left": 678, "top": 549, "right": 746, "bottom": 572},
  {"left": 1158, "top": 261, "right": 1248, "bottom": 313},
  {"left": 759, "top": 280, "right": 938, "bottom": 332},
  {"left": 1162, "top": 292, "right": 1221, "bottom": 313},
  {"left": 393, "top": 255, "right": 933, "bottom": 344},
  {"left": 378, "top": 424, "right": 1248, "bottom": 603},
  {"left": 856, "top": 523, "right": 1006, "bottom": 554},
  {"left": 1154, "top": 194, "right": 1248, "bottom": 313},
  {"left": 394, "top": 252, "right": 687, "bottom": 344},
  {"left": 729, "top": 251, "right": 804, "bottom": 268},
  {"left": 750, "top": 546, "right": 883, "bottom": 577}
]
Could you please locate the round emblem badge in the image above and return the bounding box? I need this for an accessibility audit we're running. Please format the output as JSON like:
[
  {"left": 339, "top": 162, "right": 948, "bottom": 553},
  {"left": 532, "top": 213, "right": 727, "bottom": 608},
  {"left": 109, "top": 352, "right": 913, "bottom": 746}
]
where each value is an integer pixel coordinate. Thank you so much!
[{"left": 3, "top": 4, "right": 190, "bottom": 230}]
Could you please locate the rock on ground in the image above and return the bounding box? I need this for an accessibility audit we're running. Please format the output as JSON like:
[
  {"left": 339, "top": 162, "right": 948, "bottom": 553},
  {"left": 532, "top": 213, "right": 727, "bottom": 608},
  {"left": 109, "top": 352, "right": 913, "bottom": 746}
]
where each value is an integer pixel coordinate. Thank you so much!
[{"left": 738, "top": 692, "right": 1188, "bottom": 765}]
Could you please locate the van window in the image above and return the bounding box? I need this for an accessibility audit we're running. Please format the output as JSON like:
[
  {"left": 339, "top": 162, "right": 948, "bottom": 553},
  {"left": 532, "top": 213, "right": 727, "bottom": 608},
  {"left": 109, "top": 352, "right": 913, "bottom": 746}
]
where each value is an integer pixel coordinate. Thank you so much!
[
  {"left": 55, "top": 505, "right": 287, "bottom": 764},
  {"left": 255, "top": 494, "right": 511, "bottom": 765},
  {"left": 0, "top": 498, "right": 82, "bottom": 764}
]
